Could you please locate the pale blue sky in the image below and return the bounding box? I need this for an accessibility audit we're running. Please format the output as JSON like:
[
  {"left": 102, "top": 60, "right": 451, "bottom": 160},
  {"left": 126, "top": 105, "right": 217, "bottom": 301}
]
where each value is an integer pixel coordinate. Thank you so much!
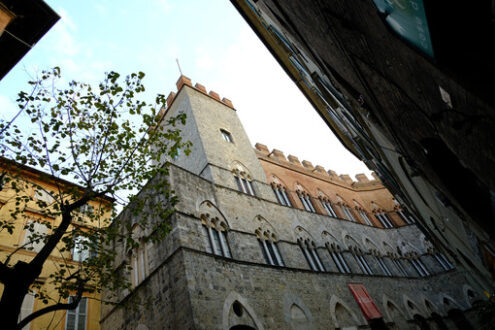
[{"left": 0, "top": 0, "right": 372, "bottom": 178}]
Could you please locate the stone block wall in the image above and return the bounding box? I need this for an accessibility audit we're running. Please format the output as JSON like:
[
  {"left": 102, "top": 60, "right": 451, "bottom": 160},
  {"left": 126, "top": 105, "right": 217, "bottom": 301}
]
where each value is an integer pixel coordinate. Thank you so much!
[{"left": 102, "top": 164, "right": 480, "bottom": 329}]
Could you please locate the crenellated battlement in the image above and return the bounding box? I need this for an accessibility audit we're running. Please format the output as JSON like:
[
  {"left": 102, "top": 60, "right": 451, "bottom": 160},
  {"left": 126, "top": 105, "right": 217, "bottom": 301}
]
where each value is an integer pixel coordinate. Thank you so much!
[
  {"left": 164, "top": 75, "right": 235, "bottom": 110},
  {"left": 254, "top": 143, "right": 382, "bottom": 189}
]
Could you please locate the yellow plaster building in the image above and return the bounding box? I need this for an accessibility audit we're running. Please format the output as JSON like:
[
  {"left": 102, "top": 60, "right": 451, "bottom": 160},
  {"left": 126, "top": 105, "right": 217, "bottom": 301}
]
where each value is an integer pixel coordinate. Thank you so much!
[{"left": 0, "top": 158, "right": 113, "bottom": 330}]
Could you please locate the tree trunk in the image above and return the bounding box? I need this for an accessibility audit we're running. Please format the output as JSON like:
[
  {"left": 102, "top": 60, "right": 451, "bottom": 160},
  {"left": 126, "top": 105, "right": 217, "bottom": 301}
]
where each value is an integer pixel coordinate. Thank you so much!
[
  {"left": 0, "top": 261, "right": 41, "bottom": 329},
  {"left": 0, "top": 281, "right": 29, "bottom": 329}
]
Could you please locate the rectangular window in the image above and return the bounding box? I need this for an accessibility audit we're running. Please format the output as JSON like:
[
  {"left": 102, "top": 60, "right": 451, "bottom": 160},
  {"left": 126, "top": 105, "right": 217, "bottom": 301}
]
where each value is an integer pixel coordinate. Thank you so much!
[
  {"left": 79, "top": 204, "right": 94, "bottom": 215},
  {"left": 23, "top": 220, "right": 48, "bottom": 253},
  {"left": 34, "top": 189, "right": 55, "bottom": 204},
  {"left": 18, "top": 292, "right": 35, "bottom": 330},
  {"left": 72, "top": 236, "right": 90, "bottom": 262},
  {"left": 65, "top": 296, "right": 87, "bottom": 330}
]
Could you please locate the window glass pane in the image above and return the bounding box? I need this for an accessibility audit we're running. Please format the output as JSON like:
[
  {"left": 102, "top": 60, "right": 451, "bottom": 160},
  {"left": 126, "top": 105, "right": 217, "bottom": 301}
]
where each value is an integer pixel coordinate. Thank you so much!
[
  {"left": 299, "top": 194, "right": 311, "bottom": 211},
  {"left": 273, "top": 187, "right": 285, "bottom": 205},
  {"left": 234, "top": 176, "right": 243, "bottom": 192},
  {"left": 246, "top": 180, "right": 255, "bottom": 196},
  {"left": 219, "top": 230, "right": 231, "bottom": 258},
  {"left": 239, "top": 178, "right": 248, "bottom": 194},
  {"left": 24, "top": 221, "right": 48, "bottom": 253},
  {"left": 301, "top": 245, "right": 316, "bottom": 270},
  {"left": 281, "top": 189, "right": 292, "bottom": 207},
  {"left": 258, "top": 239, "right": 270, "bottom": 264},
  {"left": 305, "top": 196, "right": 316, "bottom": 213},
  {"left": 66, "top": 314, "right": 76, "bottom": 330},
  {"left": 331, "top": 252, "right": 344, "bottom": 273},
  {"left": 272, "top": 242, "right": 284, "bottom": 266},
  {"left": 139, "top": 249, "right": 146, "bottom": 279},
  {"left": 266, "top": 241, "right": 276, "bottom": 264},
  {"left": 211, "top": 229, "right": 221, "bottom": 256}
]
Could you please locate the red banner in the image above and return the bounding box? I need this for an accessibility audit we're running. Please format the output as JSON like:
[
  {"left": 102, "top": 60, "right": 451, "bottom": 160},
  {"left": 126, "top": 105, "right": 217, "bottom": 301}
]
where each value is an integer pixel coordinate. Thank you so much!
[{"left": 347, "top": 283, "right": 382, "bottom": 320}]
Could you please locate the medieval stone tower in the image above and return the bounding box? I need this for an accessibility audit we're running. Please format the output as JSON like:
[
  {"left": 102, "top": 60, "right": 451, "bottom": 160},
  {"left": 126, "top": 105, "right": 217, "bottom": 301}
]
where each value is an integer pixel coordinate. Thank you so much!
[{"left": 101, "top": 76, "right": 484, "bottom": 330}]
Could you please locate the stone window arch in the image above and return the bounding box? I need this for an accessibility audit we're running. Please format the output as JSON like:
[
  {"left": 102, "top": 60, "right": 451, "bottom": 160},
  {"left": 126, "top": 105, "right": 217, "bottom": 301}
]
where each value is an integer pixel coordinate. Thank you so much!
[
  {"left": 402, "top": 295, "right": 426, "bottom": 320},
  {"left": 344, "top": 235, "right": 373, "bottom": 275},
  {"left": 295, "top": 226, "right": 325, "bottom": 272},
  {"left": 463, "top": 285, "right": 481, "bottom": 308},
  {"left": 382, "top": 296, "right": 409, "bottom": 330},
  {"left": 199, "top": 200, "right": 232, "bottom": 258},
  {"left": 330, "top": 295, "right": 362, "bottom": 329},
  {"left": 231, "top": 161, "right": 256, "bottom": 196},
  {"left": 222, "top": 292, "right": 263, "bottom": 330},
  {"left": 270, "top": 175, "right": 292, "bottom": 207},
  {"left": 282, "top": 293, "right": 313, "bottom": 330},
  {"left": 322, "top": 232, "right": 351, "bottom": 274},
  {"left": 255, "top": 216, "right": 284, "bottom": 266},
  {"left": 295, "top": 183, "right": 316, "bottom": 213}
]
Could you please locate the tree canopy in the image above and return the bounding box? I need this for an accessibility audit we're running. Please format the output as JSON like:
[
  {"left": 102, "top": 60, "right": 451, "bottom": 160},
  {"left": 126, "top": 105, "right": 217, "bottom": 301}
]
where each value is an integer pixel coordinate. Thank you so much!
[{"left": 0, "top": 68, "right": 190, "bottom": 329}]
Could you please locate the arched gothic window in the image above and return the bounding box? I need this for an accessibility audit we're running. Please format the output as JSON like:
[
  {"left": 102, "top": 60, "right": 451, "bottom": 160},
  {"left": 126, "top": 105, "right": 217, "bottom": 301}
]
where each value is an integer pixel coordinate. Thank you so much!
[
  {"left": 271, "top": 183, "right": 292, "bottom": 207},
  {"left": 350, "top": 246, "right": 373, "bottom": 275},
  {"left": 358, "top": 210, "right": 372, "bottom": 226},
  {"left": 431, "top": 251, "right": 454, "bottom": 271},
  {"left": 256, "top": 229, "right": 284, "bottom": 266},
  {"left": 319, "top": 197, "right": 337, "bottom": 218},
  {"left": 233, "top": 169, "right": 256, "bottom": 196},
  {"left": 297, "top": 190, "right": 316, "bottom": 213},
  {"left": 326, "top": 242, "right": 351, "bottom": 274},
  {"left": 408, "top": 253, "right": 430, "bottom": 277},
  {"left": 202, "top": 216, "right": 232, "bottom": 258},
  {"left": 391, "top": 255, "right": 408, "bottom": 276},
  {"left": 373, "top": 251, "right": 392, "bottom": 276},
  {"left": 341, "top": 205, "right": 356, "bottom": 222},
  {"left": 297, "top": 238, "right": 325, "bottom": 272},
  {"left": 375, "top": 213, "right": 394, "bottom": 228}
]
